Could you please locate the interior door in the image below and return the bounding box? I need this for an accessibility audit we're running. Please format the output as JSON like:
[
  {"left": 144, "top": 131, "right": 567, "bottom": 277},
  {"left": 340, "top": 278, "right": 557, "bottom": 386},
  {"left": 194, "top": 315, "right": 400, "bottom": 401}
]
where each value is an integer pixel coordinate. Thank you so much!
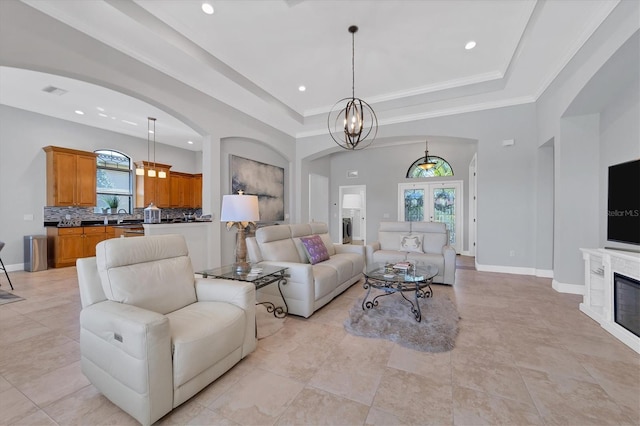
[
  {"left": 309, "top": 174, "right": 329, "bottom": 224},
  {"left": 398, "top": 181, "right": 463, "bottom": 253}
]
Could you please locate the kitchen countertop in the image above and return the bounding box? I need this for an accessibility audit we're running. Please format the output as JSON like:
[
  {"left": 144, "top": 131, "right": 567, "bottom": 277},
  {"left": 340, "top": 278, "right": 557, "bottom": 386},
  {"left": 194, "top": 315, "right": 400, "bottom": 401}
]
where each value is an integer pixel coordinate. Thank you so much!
[{"left": 44, "top": 220, "right": 212, "bottom": 227}]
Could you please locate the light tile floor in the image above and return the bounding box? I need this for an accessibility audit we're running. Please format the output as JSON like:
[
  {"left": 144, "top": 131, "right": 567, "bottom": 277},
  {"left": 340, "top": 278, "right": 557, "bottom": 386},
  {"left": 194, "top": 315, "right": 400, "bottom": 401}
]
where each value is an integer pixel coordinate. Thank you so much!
[{"left": 1, "top": 257, "right": 639, "bottom": 425}]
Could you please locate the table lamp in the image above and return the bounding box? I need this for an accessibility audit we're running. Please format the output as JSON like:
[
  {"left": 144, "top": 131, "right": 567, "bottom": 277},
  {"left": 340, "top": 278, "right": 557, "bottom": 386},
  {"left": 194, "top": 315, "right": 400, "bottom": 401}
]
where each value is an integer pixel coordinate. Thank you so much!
[{"left": 221, "top": 191, "right": 260, "bottom": 272}]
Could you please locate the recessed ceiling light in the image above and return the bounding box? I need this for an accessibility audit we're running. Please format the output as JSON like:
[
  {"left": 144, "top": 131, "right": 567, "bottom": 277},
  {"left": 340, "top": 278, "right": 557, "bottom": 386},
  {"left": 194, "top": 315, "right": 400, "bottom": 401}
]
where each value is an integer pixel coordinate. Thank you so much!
[
  {"left": 121, "top": 120, "right": 138, "bottom": 126},
  {"left": 111, "top": 116, "right": 117, "bottom": 119},
  {"left": 96, "top": 107, "right": 105, "bottom": 112},
  {"left": 98, "top": 113, "right": 108, "bottom": 118},
  {"left": 148, "top": 130, "right": 154, "bottom": 134},
  {"left": 201, "top": 2, "right": 214, "bottom": 14},
  {"left": 298, "top": 85, "right": 306, "bottom": 92},
  {"left": 187, "top": 140, "right": 194, "bottom": 145},
  {"left": 74, "top": 110, "right": 84, "bottom": 115},
  {"left": 465, "top": 40, "right": 476, "bottom": 50}
]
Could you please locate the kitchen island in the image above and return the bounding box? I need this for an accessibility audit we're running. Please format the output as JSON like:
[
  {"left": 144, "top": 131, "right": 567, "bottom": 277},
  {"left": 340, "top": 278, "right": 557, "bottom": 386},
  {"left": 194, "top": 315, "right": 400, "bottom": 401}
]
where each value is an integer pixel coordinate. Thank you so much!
[{"left": 143, "top": 221, "right": 212, "bottom": 271}]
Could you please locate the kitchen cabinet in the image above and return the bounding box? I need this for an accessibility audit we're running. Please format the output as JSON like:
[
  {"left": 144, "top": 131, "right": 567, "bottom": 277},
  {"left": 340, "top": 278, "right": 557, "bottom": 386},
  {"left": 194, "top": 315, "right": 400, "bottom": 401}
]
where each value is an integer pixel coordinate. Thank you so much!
[
  {"left": 170, "top": 172, "right": 193, "bottom": 208},
  {"left": 192, "top": 174, "right": 202, "bottom": 208},
  {"left": 47, "top": 226, "right": 115, "bottom": 268},
  {"left": 43, "top": 146, "right": 98, "bottom": 207},
  {"left": 135, "top": 161, "right": 171, "bottom": 208}
]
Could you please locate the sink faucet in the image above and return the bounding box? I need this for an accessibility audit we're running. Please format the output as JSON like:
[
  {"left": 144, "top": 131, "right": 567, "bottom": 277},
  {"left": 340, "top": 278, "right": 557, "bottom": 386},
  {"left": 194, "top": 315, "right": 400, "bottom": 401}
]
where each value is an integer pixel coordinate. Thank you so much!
[{"left": 117, "top": 209, "right": 127, "bottom": 224}]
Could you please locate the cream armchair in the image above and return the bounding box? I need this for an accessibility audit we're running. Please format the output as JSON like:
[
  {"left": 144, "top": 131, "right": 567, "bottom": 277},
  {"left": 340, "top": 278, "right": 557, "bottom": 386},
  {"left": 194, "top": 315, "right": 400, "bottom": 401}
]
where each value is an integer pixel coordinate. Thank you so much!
[{"left": 76, "top": 234, "right": 256, "bottom": 426}]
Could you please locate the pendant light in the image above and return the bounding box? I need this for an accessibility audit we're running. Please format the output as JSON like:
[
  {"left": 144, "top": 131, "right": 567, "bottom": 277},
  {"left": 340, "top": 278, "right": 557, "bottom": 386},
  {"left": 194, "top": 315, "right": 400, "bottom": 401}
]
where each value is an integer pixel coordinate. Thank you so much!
[
  {"left": 147, "top": 117, "right": 156, "bottom": 177},
  {"left": 418, "top": 139, "right": 438, "bottom": 170},
  {"left": 327, "top": 25, "right": 378, "bottom": 151},
  {"left": 138, "top": 117, "right": 167, "bottom": 179}
]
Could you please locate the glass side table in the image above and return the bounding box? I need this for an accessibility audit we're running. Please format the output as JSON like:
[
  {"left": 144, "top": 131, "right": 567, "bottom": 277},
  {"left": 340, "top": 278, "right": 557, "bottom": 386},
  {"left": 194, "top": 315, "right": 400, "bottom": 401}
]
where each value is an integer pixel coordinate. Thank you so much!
[{"left": 196, "top": 264, "right": 288, "bottom": 318}]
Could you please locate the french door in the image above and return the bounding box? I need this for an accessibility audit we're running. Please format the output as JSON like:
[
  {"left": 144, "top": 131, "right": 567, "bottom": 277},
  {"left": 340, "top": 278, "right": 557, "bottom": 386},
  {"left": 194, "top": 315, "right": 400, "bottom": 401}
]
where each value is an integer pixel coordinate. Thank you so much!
[{"left": 398, "top": 181, "right": 463, "bottom": 254}]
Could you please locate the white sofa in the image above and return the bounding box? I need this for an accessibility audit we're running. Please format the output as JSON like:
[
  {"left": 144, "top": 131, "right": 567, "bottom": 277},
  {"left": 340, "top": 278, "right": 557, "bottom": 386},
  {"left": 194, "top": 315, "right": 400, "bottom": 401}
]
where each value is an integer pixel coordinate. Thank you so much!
[
  {"left": 366, "top": 221, "right": 456, "bottom": 285},
  {"left": 76, "top": 234, "right": 256, "bottom": 426},
  {"left": 246, "top": 222, "right": 365, "bottom": 318}
]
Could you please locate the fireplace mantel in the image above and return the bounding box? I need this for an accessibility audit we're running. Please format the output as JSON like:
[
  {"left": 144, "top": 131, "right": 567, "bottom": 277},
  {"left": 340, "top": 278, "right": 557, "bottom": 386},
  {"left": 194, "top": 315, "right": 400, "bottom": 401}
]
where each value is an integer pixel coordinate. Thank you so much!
[{"left": 580, "top": 248, "right": 640, "bottom": 353}]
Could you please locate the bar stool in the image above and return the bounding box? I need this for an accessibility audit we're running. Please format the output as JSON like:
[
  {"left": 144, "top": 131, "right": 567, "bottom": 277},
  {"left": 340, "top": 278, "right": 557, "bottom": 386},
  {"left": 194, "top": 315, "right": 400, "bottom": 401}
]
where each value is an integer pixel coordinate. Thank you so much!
[{"left": 0, "top": 241, "right": 14, "bottom": 290}]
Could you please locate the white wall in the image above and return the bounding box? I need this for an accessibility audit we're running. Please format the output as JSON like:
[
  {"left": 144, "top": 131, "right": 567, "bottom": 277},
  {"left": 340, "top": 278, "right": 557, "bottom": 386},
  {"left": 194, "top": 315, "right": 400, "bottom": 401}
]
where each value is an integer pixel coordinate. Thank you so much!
[
  {"left": 598, "top": 77, "right": 640, "bottom": 249},
  {"left": 301, "top": 102, "right": 540, "bottom": 270},
  {"left": 219, "top": 137, "right": 290, "bottom": 266},
  {"left": 536, "top": 6, "right": 638, "bottom": 291},
  {"left": 0, "top": 105, "right": 199, "bottom": 265}
]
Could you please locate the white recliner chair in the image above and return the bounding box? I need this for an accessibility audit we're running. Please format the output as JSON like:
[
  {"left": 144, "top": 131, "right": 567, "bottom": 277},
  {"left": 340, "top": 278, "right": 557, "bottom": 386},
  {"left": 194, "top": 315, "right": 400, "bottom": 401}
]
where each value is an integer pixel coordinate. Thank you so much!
[{"left": 76, "top": 234, "right": 256, "bottom": 425}]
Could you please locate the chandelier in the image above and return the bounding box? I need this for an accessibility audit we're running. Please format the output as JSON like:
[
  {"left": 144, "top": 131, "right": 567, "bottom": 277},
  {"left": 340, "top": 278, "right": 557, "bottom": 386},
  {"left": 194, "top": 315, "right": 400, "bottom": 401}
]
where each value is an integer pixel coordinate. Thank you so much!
[{"left": 327, "top": 25, "right": 378, "bottom": 150}]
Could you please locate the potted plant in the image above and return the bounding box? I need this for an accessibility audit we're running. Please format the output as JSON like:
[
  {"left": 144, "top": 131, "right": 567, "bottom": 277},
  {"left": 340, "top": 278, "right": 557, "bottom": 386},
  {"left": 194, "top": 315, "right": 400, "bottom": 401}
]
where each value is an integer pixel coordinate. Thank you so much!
[{"left": 102, "top": 195, "right": 119, "bottom": 214}]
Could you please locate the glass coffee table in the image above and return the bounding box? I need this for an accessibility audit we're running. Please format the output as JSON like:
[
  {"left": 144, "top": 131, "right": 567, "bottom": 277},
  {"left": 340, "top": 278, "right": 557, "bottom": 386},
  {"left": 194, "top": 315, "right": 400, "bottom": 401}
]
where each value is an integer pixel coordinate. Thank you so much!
[
  {"left": 196, "top": 264, "right": 288, "bottom": 318},
  {"left": 362, "top": 262, "right": 438, "bottom": 322}
]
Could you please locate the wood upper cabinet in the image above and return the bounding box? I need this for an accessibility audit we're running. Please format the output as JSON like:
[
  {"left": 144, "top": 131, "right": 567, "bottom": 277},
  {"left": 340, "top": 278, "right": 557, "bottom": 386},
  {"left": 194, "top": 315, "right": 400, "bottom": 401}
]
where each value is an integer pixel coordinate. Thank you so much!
[
  {"left": 43, "top": 146, "right": 97, "bottom": 207},
  {"left": 135, "top": 161, "right": 171, "bottom": 208},
  {"left": 192, "top": 174, "right": 202, "bottom": 208},
  {"left": 135, "top": 161, "right": 200, "bottom": 209},
  {"left": 170, "top": 172, "right": 194, "bottom": 208}
]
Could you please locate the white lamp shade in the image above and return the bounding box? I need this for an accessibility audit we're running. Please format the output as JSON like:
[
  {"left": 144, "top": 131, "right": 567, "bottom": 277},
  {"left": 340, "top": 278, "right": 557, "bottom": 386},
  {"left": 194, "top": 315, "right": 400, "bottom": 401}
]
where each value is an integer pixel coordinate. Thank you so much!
[
  {"left": 221, "top": 194, "right": 260, "bottom": 222},
  {"left": 343, "top": 193, "right": 362, "bottom": 209}
]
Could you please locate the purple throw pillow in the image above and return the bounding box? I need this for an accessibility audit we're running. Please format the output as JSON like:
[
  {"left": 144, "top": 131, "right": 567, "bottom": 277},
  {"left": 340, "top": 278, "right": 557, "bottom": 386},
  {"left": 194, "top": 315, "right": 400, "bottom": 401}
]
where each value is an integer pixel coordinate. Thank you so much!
[{"left": 300, "top": 235, "right": 330, "bottom": 265}]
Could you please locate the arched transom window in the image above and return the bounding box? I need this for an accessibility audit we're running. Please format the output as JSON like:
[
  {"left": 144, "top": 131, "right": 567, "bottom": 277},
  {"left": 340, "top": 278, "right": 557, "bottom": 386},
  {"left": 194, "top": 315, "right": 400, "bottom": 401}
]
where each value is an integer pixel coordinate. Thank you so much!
[
  {"left": 95, "top": 150, "right": 133, "bottom": 213},
  {"left": 406, "top": 156, "right": 454, "bottom": 178}
]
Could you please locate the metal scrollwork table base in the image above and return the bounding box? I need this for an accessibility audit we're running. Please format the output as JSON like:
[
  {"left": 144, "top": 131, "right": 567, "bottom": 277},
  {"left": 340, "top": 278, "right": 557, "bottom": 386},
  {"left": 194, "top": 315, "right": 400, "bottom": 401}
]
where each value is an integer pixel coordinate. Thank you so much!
[{"left": 362, "top": 263, "right": 438, "bottom": 322}]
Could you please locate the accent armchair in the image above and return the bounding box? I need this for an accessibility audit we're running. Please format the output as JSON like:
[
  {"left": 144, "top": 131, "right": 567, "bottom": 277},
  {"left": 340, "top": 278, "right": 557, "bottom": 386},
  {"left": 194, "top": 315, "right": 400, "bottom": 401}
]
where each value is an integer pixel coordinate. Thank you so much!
[{"left": 76, "top": 234, "right": 256, "bottom": 425}]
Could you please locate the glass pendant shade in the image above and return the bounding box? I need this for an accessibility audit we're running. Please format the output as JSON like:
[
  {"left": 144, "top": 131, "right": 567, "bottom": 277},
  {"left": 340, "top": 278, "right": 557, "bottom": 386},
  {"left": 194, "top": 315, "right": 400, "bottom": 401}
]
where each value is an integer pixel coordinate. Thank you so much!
[
  {"left": 147, "top": 169, "right": 156, "bottom": 177},
  {"left": 135, "top": 167, "right": 145, "bottom": 176}
]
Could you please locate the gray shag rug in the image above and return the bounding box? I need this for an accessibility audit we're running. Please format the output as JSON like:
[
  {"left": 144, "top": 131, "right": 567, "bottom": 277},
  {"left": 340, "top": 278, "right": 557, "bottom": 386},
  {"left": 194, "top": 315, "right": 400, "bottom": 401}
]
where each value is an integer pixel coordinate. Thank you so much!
[{"left": 344, "top": 292, "right": 460, "bottom": 352}]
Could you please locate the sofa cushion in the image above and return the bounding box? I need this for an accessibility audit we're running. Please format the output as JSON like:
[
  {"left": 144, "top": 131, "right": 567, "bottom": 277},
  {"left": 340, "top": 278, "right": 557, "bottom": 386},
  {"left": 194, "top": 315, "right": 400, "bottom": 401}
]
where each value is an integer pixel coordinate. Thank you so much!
[
  {"left": 320, "top": 255, "right": 355, "bottom": 284},
  {"left": 311, "top": 264, "right": 338, "bottom": 300},
  {"left": 399, "top": 234, "right": 423, "bottom": 253},
  {"left": 255, "top": 226, "right": 300, "bottom": 262},
  {"left": 411, "top": 222, "right": 448, "bottom": 254},
  {"left": 167, "top": 301, "right": 245, "bottom": 389},
  {"left": 422, "top": 233, "right": 447, "bottom": 254},
  {"left": 290, "top": 224, "right": 313, "bottom": 263},
  {"left": 309, "top": 222, "right": 336, "bottom": 256},
  {"left": 300, "top": 235, "right": 330, "bottom": 265},
  {"left": 378, "top": 222, "right": 411, "bottom": 250},
  {"left": 96, "top": 235, "right": 197, "bottom": 315}
]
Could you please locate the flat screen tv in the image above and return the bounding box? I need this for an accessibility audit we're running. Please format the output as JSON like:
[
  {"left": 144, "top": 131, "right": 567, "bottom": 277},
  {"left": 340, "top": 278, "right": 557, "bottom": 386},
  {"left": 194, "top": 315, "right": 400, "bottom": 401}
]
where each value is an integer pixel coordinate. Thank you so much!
[{"left": 607, "top": 159, "right": 640, "bottom": 246}]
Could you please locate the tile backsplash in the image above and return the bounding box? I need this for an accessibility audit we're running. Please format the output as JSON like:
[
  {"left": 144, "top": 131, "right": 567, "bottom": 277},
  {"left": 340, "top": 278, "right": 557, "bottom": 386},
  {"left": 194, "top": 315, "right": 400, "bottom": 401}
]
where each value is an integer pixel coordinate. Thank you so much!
[{"left": 44, "top": 206, "right": 203, "bottom": 223}]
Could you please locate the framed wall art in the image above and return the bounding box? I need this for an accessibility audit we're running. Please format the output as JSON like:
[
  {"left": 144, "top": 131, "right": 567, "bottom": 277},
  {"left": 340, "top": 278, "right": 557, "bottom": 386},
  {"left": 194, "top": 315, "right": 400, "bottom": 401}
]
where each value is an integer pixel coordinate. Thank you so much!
[{"left": 230, "top": 155, "right": 285, "bottom": 222}]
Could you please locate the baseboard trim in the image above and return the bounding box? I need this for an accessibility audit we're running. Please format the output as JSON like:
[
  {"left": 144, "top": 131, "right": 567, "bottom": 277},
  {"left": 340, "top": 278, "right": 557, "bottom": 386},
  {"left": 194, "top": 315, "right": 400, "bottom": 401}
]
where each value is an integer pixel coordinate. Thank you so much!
[
  {"left": 4, "top": 263, "right": 24, "bottom": 273},
  {"left": 475, "top": 262, "right": 536, "bottom": 276},
  {"left": 552, "top": 279, "right": 585, "bottom": 295},
  {"left": 535, "top": 269, "right": 554, "bottom": 278}
]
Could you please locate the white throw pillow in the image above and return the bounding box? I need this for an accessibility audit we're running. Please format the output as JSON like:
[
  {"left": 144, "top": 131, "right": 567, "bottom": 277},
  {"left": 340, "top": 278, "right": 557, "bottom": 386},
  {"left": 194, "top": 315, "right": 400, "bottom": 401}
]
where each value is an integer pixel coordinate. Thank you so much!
[{"left": 399, "top": 234, "right": 423, "bottom": 253}]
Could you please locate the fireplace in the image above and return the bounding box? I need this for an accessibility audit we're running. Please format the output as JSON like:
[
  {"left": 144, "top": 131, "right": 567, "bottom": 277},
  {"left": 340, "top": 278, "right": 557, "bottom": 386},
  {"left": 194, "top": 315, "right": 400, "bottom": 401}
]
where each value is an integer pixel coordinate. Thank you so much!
[{"left": 614, "top": 273, "right": 640, "bottom": 338}]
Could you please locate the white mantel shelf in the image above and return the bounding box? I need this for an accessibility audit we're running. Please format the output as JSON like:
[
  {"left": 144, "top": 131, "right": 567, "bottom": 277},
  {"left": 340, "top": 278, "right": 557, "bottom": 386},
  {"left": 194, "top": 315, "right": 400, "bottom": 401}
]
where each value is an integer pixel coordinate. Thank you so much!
[{"left": 580, "top": 248, "right": 640, "bottom": 353}]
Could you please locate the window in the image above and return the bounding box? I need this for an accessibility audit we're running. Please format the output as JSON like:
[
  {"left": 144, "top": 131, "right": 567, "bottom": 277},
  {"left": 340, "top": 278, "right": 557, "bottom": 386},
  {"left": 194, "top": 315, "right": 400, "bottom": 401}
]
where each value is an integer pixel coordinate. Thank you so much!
[
  {"left": 406, "top": 156, "right": 454, "bottom": 178},
  {"left": 95, "top": 150, "right": 133, "bottom": 213}
]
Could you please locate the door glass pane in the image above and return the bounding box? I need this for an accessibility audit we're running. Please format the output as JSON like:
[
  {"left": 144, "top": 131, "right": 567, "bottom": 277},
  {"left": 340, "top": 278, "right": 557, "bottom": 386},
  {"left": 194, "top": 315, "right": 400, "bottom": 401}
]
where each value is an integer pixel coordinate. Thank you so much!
[
  {"left": 432, "top": 187, "right": 456, "bottom": 245},
  {"left": 404, "top": 189, "right": 424, "bottom": 221}
]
